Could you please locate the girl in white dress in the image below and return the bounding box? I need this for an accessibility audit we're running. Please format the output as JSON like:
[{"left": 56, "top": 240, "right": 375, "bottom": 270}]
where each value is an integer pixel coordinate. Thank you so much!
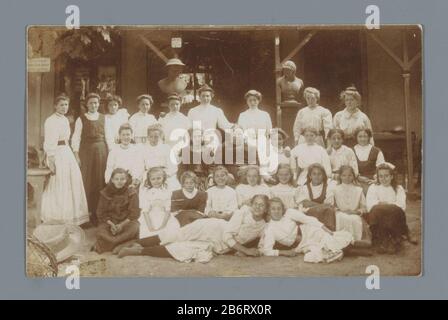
[
  {"left": 235, "top": 165, "right": 271, "bottom": 207},
  {"left": 139, "top": 167, "right": 172, "bottom": 238},
  {"left": 258, "top": 198, "right": 352, "bottom": 263},
  {"left": 104, "top": 123, "right": 144, "bottom": 185},
  {"left": 269, "top": 164, "right": 297, "bottom": 209},
  {"left": 129, "top": 94, "right": 158, "bottom": 144},
  {"left": 41, "top": 95, "right": 89, "bottom": 225},
  {"left": 327, "top": 129, "right": 359, "bottom": 181},
  {"left": 293, "top": 87, "right": 333, "bottom": 147},
  {"left": 366, "top": 163, "right": 417, "bottom": 253},
  {"left": 104, "top": 95, "right": 129, "bottom": 150},
  {"left": 333, "top": 165, "right": 371, "bottom": 245},
  {"left": 158, "top": 93, "right": 191, "bottom": 147},
  {"left": 290, "top": 127, "right": 332, "bottom": 186},
  {"left": 205, "top": 166, "right": 238, "bottom": 220},
  {"left": 141, "top": 124, "right": 180, "bottom": 191}
]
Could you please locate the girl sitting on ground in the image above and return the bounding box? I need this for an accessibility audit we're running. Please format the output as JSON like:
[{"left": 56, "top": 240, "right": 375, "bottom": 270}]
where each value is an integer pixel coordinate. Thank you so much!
[
  {"left": 269, "top": 164, "right": 297, "bottom": 209},
  {"left": 94, "top": 168, "right": 140, "bottom": 254},
  {"left": 235, "top": 165, "right": 271, "bottom": 207},
  {"left": 138, "top": 167, "right": 172, "bottom": 238},
  {"left": 295, "top": 163, "right": 336, "bottom": 231},
  {"left": 333, "top": 165, "right": 371, "bottom": 247},
  {"left": 205, "top": 166, "right": 238, "bottom": 220},
  {"left": 366, "top": 162, "right": 417, "bottom": 254}
]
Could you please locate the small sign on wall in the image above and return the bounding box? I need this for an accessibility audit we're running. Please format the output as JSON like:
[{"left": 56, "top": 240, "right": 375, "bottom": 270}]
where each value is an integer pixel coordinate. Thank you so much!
[
  {"left": 27, "top": 58, "right": 51, "bottom": 73},
  {"left": 171, "top": 37, "right": 182, "bottom": 48}
]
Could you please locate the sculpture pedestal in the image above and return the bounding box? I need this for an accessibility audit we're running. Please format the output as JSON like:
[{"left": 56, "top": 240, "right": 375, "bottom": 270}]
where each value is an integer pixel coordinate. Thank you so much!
[{"left": 27, "top": 168, "right": 51, "bottom": 227}]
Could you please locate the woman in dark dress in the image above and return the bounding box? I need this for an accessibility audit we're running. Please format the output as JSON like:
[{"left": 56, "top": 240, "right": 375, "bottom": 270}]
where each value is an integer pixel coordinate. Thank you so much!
[{"left": 72, "top": 93, "right": 108, "bottom": 225}]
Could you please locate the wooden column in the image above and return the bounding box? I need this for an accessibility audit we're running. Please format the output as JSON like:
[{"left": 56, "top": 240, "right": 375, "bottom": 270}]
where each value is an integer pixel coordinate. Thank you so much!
[
  {"left": 369, "top": 30, "right": 421, "bottom": 194},
  {"left": 274, "top": 33, "right": 282, "bottom": 128}
]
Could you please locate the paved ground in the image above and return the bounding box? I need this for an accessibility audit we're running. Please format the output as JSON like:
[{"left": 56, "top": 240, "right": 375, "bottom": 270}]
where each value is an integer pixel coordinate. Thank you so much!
[{"left": 59, "top": 199, "right": 422, "bottom": 278}]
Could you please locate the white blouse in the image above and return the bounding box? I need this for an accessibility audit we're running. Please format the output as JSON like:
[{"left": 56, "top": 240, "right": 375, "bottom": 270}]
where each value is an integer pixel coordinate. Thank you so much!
[
  {"left": 187, "top": 104, "right": 232, "bottom": 131},
  {"left": 205, "top": 186, "right": 239, "bottom": 216},
  {"left": 128, "top": 111, "right": 158, "bottom": 139},
  {"left": 258, "top": 208, "right": 323, "bottom": 256},
  {"left": 270, "top": 184, "right": 297, "bottom": 209},
  {"left": 222, "top": 206, "right": 266, "bottom": 249},
  {"left": 139, "top": 186, "right": 172, "bottom": 212},
  {"left": 293, "top": 105, "right": 333, "bottom": 141},
  {"left": 235, "top": 184, "right": 271, "bottom": 208},
  {"left": 333, "top": 108, "right": 373, "bottom": 141},
  {"left": 71, "top": 112, "right": 101, "bottom": 152},
  {"left": 333, "top": 183, "right": 366, "bottom": 213},
  {"left": 366, "top": 184, "right": 406, "bottom": 212},
  {"left": 104, "top": 144, "right": 144, "bottom": 183},
  {"left": 290, "top": 143, "right": 332, "bottom": 185},
  {"left": 105, "top": 109, "right": 129, "bottom": 149},
  {"left": 158, "top": 111, "right": 192, "bottom": 146},
  {"left": 328, "top": 145, "right": 359, "bottom": 176},
  {"left": 354, "top": 144, "right": 385, "bottom": 165},
  {"left": 43, "top": 113, "right": 71, "bottom": 157},
  {"left": 237, "top": 108, "right": 273, "bottom": 133},
  {"left": 141, "top": 143, "right": 178, "bottom": 178}
]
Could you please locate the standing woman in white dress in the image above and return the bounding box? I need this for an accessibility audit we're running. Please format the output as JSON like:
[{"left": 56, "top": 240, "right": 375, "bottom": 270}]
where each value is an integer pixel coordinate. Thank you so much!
[
  {"left": 237, "top": 90, "right": 273, "bottom": 141},
  {"left": 41, "top": 94, "right": 89, "bottom": 225},
  {"left": 292, "top": 87, "right": 333, "bottom": 147}
]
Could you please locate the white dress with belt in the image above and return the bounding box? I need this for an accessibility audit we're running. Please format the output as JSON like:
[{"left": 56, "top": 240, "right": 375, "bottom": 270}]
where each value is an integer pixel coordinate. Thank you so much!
[{"left": 40, "top": 113, "right": 89, "bottom": 225}]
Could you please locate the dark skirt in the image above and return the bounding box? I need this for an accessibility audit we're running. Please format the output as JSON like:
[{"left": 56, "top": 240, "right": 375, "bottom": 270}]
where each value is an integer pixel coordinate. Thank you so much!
[
  {"left": 95, "top": 221, "right": 140, "bottom": 254},
  {"left": 365, "top": 204, "right": 410, "bottom": 250},
  {"left": 305, "top": 205, "right": 337, "bottom": 231},
  {"left": 79, "top": 141, "right": 108, "bottom": 219},
  {"left": 175, "top": 210, "right": 207, "bottom": 227}
]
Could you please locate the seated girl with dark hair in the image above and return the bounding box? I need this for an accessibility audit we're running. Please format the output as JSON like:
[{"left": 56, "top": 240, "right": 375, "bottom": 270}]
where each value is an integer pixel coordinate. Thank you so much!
[
  {"left": 94, "top": 168, "right": 140, "bottom": 254},
  {"left": 366, "top": 163, "right": 417, "bottom": 254}
]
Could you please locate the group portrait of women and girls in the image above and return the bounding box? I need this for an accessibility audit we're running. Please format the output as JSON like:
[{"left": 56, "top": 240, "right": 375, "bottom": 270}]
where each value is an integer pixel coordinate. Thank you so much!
[{"left": 37, "top": 59, "right": 418, "bottom": 265}]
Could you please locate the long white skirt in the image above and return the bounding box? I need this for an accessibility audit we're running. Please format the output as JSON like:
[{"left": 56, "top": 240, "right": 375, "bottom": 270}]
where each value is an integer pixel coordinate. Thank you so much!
[
  {"left": 335, "top": 211, "right": 363, "bottom": 241},
  {"left": 41, "top": 146, "right": 89, "bottom": 225}
]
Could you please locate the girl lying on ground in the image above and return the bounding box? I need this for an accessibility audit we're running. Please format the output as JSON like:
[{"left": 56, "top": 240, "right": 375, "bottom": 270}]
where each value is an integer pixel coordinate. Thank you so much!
[
  {"left": 94, "top": 168, "right": 140, "bottom": 254},
  {"left": 258, "top": 198, "right": 353, "bottom": 263},
  {"left": 117, "top": 194, "right": 269, "bottom": 260}
]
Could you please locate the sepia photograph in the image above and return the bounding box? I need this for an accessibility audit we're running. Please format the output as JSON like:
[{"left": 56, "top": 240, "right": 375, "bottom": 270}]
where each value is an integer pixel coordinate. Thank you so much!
[{"left": 26, "top": 25, "right": 423, "bottom": 278}]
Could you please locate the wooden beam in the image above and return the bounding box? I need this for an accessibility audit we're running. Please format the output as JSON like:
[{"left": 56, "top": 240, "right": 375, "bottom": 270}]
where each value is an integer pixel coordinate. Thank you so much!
[
  {"left": 281, "top": 31, "right": 316, "bottom": 65},
  {"left": 369, "top": 33, "right": 406, "bottom": 70},
  {"left": 407, "top": 52, "right": 422, "bottom": 70},
  {"left": 139, "top": 35, "right": 169, "bottom": 63}
]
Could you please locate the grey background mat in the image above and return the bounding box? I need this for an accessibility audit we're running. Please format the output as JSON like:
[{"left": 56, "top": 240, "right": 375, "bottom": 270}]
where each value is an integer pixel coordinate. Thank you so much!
[{"left": 0, "top": 0, "right": 445, "bottom": 299}]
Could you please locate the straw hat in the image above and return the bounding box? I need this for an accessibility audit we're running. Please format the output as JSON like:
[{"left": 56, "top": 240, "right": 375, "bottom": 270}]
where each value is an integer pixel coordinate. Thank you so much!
[
  {"left": 165, "top": 58, "right": 186, "bottom": 67},
  {"left": 32, "top": 224, "right": 85, "bottom": 263}
]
